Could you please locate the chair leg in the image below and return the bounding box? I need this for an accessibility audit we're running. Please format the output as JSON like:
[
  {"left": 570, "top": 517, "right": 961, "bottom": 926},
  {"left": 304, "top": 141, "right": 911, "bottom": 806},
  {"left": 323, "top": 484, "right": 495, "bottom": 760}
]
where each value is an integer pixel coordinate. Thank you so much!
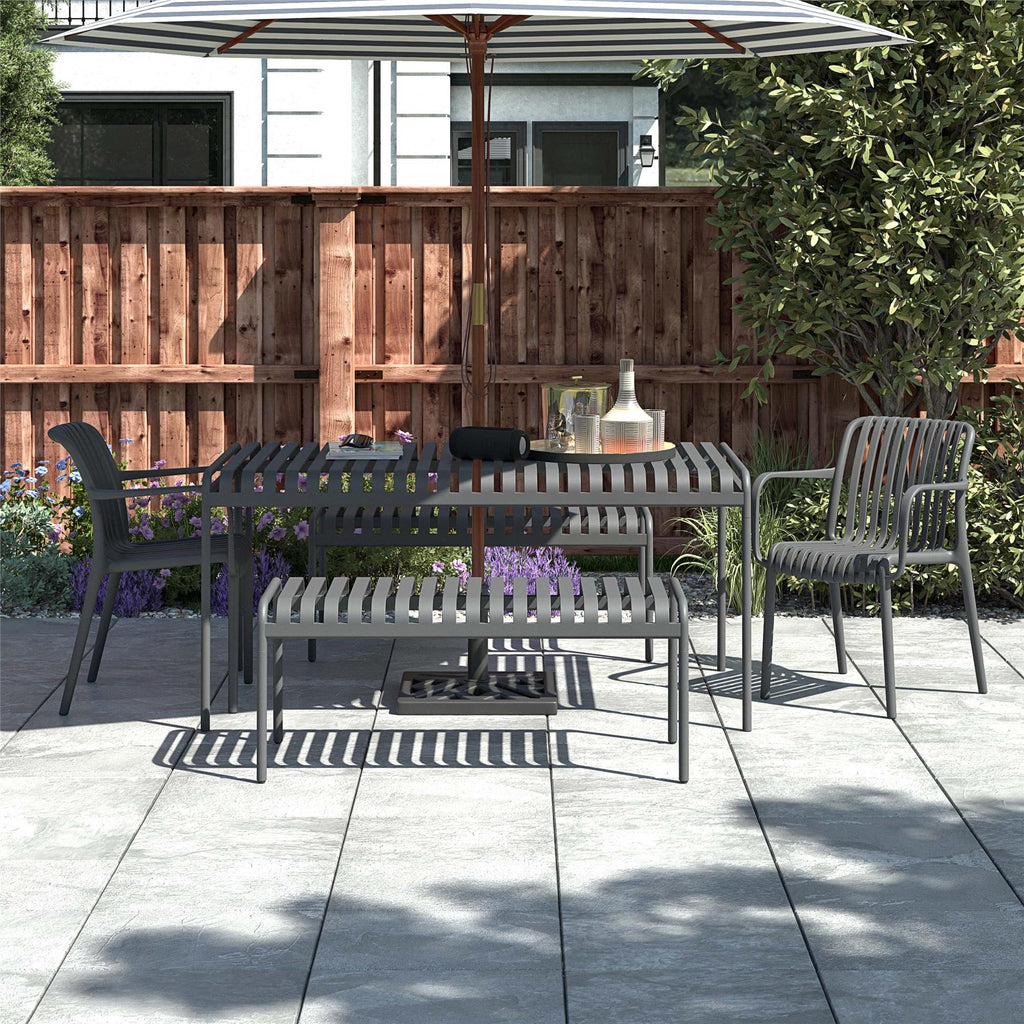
[
  {"left": 667, "top": 636, "right": 678, "bottom": 744},
  {"left": 829, "top": 582, "right": 848, "bottom": 674},
  {"left": 86, "top": 571, "right": 121, "bottom": 683},
  {"left": 879, "top": 572, "right": 897, "bottom": 719},
  {"left": 679, "top": 615, "right": 689, "bottom": 784},
  {"left": 716, "top": 507, "right": 727, "bottom": 672},
  {"left": 227, "top": 554, "right": 240, "bottom": 715},
  {"left": 307, "top": 540, "right": 319, "bottom": 663},
  {"left": 760, "top": 564, "right": 778, "bottom": 699},
  {"left": 241, "top": 545, "right": 254, "bottom": 686},
  {"left": 958, "top": 556, "right": 987, "bottom": 694},
  {"left": 60, "top": 566, "right": 104, "bottom": 715}
]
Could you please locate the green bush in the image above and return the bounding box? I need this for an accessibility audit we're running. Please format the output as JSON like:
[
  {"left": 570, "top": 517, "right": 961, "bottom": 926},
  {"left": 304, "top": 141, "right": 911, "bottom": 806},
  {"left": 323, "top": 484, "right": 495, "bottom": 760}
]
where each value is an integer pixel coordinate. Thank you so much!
[
  {"left": 0, "top": 548, "right": 72, "bottom": 612},
  {"left": 0, "top": 499, "right": 55, "bottom": 556}
]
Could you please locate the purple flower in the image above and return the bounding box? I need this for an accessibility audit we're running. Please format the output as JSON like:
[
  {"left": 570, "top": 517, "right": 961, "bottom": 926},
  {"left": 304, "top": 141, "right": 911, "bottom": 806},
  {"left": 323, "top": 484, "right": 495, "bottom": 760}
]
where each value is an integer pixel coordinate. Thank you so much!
[
  {"left": 451, "top": 558, "right": 468, "bottom": 575},
  {"left": 70, "top": 558, "right": 164, "bottom": 617},
  {"left": 211, "top": 549, "right": 291, "bottom": 616},
  {"left": 72, "top": 506, "right": 85, "bottom": 517},
  {"left": 257, "top": 511, "right": 276, "bottom": 531},
  {"left": 210, "top": 516, "right": 227, "bottom": 535},
  {"left": 293, "top": 520, "right": 310, "bottom": 540},
  {"left": 431, "top": 560, "right": 445, "bottom": 574},
  {"left": 395, "top": 429, "right": 415, "bottom": 444},
  {"left": 152, "top": 459, "right": 167, "bottom": 469},
  {"left": 138, "top": 522, "right": 154, "bottom": 541},
  {"left": 484, "top": 546, "right": 581, "bottom": 597},
  {"left": 269, "top": 527, "right": 286, "bottom": 542}
]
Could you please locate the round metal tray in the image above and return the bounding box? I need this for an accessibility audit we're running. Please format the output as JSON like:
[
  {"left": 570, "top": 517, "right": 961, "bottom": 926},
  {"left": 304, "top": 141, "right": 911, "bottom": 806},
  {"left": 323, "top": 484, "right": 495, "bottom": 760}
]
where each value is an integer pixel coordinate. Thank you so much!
[{"left": 529, "top": 440, "right": 677, "bottom": 464}]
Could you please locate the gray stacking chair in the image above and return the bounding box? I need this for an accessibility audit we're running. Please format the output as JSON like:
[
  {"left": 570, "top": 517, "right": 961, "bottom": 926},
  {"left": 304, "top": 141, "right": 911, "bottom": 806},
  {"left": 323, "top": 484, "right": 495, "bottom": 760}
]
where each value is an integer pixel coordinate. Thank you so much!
[
  {"left": 754, "top": 415, "right": 986, "bottom": 718},
  {"left": 48, "top": 422, "right": 252, "bottom": 716}
]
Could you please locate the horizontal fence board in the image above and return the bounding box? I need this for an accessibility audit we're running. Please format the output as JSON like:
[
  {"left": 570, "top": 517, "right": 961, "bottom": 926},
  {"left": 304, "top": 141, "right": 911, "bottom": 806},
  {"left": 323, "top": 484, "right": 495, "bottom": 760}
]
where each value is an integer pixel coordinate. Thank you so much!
[{"left": 2, "top": 186, "right": 1017, "bottom": 552}]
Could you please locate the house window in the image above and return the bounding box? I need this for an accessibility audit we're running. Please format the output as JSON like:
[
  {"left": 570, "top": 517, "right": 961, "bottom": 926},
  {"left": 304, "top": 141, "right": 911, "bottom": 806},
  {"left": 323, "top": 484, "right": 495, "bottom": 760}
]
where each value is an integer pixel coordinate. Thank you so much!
[
  {"left": 533, "top": 122, "right": 628, "bottom": 186},
  {"left": 451, "top": 122, "right": 526, "bottom": 186},
  {"left": 49, "top": 96, "right": 230, "bottom": 186}
]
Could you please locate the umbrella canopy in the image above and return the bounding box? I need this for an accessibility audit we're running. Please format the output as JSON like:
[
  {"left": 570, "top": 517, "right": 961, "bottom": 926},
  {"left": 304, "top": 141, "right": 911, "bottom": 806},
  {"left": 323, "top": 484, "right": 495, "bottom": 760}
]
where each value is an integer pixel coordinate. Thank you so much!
[
  {"left": 50, "top": 0, "right": 911, "bottom": 583},
  {"left": 51, "top": 0, "right": 911, "bottom": 60}
]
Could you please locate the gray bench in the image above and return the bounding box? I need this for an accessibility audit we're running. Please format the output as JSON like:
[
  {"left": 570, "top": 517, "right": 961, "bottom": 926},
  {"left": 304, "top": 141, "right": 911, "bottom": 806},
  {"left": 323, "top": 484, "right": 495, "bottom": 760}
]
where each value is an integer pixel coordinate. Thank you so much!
[
  {"left": 256, "top": 574, "right": 689, "bottom": 784},
  {"left": 308, "top": 504, "right": 656, "bottom": 661}
]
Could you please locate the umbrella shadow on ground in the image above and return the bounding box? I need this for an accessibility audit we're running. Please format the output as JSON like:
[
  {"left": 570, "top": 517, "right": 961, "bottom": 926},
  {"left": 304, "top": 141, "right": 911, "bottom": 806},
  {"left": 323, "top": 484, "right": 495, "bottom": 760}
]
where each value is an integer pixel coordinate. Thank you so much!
[{"left": 45, "top": 785, "right": 1024, "bottom": 1023}]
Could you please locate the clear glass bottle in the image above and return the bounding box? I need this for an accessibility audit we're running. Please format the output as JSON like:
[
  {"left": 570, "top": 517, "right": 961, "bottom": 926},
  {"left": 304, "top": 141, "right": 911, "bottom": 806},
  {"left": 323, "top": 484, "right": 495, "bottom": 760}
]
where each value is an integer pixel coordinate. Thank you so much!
[{"left": 600, "top": 359, "right": 653, "bottom": 454}]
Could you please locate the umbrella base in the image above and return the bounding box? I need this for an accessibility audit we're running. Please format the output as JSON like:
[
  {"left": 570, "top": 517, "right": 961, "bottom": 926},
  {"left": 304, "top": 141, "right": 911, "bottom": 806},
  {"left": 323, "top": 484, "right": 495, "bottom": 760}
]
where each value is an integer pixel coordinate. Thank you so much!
[{"left": 396, "top": 669, "right": 557, "bottom": 715}]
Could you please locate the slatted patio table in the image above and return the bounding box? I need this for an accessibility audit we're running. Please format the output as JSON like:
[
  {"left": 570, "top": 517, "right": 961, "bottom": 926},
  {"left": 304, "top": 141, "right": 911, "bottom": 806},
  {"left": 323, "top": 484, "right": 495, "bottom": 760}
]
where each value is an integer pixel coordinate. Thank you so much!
[{"left": 199, "top": 441, "right": 752, "bottom": 733}]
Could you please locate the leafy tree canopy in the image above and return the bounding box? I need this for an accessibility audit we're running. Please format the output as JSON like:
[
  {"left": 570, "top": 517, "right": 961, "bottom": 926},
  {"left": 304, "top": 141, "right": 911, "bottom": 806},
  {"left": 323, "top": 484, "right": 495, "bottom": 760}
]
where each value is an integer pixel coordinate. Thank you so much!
[
  {"left": 645, "top": 0, "right": 1024, "bottom": 418},
  {"left": 1, "top": 0, "right": 61, "bottom": 186}
]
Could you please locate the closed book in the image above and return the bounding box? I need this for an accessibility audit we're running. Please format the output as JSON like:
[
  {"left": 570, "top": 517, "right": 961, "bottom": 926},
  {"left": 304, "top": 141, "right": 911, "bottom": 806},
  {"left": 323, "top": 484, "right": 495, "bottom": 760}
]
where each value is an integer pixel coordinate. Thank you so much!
[{"left": 326, "top": 441, "right": 404, "bottom": 461}]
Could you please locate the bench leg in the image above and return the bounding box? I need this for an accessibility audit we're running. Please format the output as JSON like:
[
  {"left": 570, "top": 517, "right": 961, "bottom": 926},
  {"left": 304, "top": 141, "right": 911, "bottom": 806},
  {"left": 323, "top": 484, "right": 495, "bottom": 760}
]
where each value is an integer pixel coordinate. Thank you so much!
[
  {"left": 256, "top": 615, "right": 268, "bottom": 784},
  {"left": 272, "top": 640, "right": 285, "bottom": 743},
  {"left": 639, "top": 533, "right": 655, "bottom": 663},
  {"left": 717, "top": 508, "right": 728, "bottom": 672}
]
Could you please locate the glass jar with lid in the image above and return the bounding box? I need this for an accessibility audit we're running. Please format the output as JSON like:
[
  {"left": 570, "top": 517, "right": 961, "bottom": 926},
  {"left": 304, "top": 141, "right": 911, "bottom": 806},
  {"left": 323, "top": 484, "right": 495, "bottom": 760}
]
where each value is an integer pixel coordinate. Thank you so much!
[{"left": 544, "top": 376, "right": 611, "bottom": 451}]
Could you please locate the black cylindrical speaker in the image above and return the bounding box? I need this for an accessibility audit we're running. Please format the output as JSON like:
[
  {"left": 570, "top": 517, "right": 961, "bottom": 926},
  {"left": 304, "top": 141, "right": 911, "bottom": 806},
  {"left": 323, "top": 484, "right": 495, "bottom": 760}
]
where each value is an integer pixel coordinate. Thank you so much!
[{"left": 449, "top": 427, "right": 530, "bottom": 461}]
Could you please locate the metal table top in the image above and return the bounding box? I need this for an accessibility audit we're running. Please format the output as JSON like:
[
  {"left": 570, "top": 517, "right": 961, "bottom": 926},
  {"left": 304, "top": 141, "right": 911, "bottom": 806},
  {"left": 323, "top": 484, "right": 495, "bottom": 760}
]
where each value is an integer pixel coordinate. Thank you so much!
[{"left": 202, "top": 441, "right": 750, "bottom": 509}]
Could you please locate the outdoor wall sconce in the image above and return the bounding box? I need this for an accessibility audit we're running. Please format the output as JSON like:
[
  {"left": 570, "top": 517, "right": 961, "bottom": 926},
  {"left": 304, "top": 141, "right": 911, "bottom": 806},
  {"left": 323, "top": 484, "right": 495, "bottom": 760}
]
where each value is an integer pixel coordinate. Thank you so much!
[{"left": 638, "top": 135, "right": 657, "bottom": 167}]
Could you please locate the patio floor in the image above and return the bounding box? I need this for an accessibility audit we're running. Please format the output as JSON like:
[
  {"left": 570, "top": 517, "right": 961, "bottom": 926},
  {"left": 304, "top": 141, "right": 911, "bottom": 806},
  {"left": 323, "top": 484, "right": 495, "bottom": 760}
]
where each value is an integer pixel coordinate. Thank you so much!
[{"left": 2, "top": 608, "right": 1022, "bottom": 1024}]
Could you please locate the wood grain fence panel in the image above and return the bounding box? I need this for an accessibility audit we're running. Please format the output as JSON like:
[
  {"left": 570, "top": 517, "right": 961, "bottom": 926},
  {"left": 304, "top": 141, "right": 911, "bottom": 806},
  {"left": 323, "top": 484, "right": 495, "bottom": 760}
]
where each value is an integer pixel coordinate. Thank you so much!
[
  {"left": 158, "top": 206, "right": 187, "bottom": 472},
  {"left": 3, "top": 207, "right": 35, "bottom": 470},
  {"left": 196, "top": 206, "right": 226, "bottom": 466},
  {"left": 40, "top": 207, "right": 73, "bottom": 474},
  {"left": 318, "top": 205, "right": 355, "bottom": 442},
  {"left": 75, "top": 206, "right": 112, "bottom": 444},
  {"left": 3, "top": 187, "right": 1020, "bottom": 530},
  {"left": 234, "top": 205, "right": 263, "bottom": 444},
  {"left": 116, "top": 207, "right": 150, "bottom": 463}
]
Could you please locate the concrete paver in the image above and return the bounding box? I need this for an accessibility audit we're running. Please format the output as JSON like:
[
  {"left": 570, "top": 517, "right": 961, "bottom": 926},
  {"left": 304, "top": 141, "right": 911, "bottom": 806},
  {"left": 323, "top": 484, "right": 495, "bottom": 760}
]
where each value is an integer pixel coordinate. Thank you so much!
[{"left": 0, "top": 612, "right": 1021, "bottom": 1024}]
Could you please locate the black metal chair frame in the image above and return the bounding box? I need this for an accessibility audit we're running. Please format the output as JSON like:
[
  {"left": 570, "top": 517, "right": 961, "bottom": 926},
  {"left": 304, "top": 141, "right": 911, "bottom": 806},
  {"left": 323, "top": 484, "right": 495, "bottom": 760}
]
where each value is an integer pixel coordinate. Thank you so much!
[
  {"left": 753, "top": 415, "right": 987, "bottom": 717},
  {"left": 48, "top": 422, "right": 253, "bottom": 716}
]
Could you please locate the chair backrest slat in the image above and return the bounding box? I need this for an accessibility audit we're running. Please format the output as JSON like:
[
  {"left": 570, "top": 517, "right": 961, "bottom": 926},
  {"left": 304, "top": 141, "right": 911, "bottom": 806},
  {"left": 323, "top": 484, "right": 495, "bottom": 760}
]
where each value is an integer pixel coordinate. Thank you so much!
[
  {"left": 830, "top": 416, "right": 973, "bottom": 551},
  {"left": 47, "top": 422, "right": 131, "bottom": 557}
]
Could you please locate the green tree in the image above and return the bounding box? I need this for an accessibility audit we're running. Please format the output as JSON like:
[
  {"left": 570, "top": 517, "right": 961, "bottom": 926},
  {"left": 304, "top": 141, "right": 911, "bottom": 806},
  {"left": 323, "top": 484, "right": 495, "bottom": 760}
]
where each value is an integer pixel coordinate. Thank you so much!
[
  {"left": 1, "top": 0, "right": 61, "bottom": 186},
  {"left": 646, "top": 0, "right": 1024, "bottom": 418}
]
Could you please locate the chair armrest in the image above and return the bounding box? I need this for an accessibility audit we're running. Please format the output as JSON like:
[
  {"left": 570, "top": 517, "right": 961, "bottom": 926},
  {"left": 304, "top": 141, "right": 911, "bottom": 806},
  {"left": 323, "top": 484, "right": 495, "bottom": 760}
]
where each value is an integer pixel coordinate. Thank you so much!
[
  {"left": 751, "top": 468, "right": 834, "bottom": 565},
  {"left": 895, "top": 481, "right": 966, "bottom": 574},
  {"left": 119, "top": 465, "right": 207, "bottom": 481}
]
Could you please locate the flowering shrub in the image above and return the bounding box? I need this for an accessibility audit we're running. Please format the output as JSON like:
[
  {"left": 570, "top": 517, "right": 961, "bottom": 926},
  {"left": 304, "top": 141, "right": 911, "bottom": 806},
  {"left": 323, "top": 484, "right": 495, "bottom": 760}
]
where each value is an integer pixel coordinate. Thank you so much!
[
  {"left": 440, "top": 546, "right": 583, "bottom": 596},
  {"left": 1, "top": 459, "right": 60, "bottom": 555},
  {"left": 210, "top": 548, "right": 292, "bottom": 616},
  {"left": 69, "top": 557, "right": 166, "bottom": 617}
]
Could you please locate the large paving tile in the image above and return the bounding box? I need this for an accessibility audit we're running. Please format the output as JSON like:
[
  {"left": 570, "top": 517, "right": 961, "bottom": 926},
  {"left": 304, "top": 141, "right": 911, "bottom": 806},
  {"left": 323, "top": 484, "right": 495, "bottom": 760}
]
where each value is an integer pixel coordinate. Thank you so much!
[
  {"left": 839, "top": 615, "right": 1024, "bottom": 894},
  {"left": 29, "top": 756, "right": 361, "bottom": 1024},
  {"left": 825, "top": 967, "right": 1024, "bottom": 1024},
  {"left": 693, "top": 616, "right": 1024, "bottom": 1024},
  {"left": 546, "top": 637, "right": 831, "bottom": 1022},
  {"left": 0, "top": 618, "right": 91, "bottom": 745},
  {"left": 566, "top": 967, "right": 832, "bottom": 1024},
  {"left": 299, "top": 967, "right": 566, "bottom": 1024}
]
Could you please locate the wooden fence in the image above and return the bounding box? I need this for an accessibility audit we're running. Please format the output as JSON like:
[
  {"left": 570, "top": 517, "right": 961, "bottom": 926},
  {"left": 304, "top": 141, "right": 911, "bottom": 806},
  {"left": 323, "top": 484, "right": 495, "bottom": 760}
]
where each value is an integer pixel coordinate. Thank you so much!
[{"left": 3, "top": 187, "right": 1020, "bottom": 549}]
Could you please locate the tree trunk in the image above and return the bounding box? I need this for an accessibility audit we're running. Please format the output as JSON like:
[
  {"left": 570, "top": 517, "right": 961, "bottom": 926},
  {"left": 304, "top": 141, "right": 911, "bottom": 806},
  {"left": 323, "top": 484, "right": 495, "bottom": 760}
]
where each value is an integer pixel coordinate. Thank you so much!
[{"left": 923, "top": 378, "right": 959, "bottom": 419}]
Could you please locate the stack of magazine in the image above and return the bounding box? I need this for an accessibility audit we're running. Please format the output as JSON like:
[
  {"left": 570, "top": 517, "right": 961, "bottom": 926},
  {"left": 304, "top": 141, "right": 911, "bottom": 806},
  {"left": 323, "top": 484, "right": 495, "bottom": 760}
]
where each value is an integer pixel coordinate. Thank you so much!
[{"left": 326, "top": 441, "right": 404, "bottom": 461}]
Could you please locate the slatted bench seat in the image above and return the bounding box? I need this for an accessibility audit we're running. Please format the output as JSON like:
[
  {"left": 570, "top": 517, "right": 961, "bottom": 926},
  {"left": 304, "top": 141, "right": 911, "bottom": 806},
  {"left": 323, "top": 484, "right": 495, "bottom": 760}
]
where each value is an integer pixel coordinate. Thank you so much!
[
  {"left": 308, "top": 505, "right": 656, "bottom": 661},
  {"left": 256, "top": 574, "right": 689, "bottom": 785}
]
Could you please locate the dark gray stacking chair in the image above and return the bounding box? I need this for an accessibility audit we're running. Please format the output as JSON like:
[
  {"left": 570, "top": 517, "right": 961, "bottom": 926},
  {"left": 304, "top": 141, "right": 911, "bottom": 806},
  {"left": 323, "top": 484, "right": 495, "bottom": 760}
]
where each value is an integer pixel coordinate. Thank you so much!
[
  {"left": 48, "top": 422, "right": 252, "bottom": 715},
  {"left": 753, "top": 415, "right": 986, "bottom": 718}
]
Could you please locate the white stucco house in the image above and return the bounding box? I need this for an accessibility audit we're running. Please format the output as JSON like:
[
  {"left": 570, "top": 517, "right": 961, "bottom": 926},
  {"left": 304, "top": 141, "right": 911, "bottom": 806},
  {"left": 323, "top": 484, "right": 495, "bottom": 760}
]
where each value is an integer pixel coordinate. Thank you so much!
[{"left": 44, "top": 2, "right": 663, "bottom": 188}]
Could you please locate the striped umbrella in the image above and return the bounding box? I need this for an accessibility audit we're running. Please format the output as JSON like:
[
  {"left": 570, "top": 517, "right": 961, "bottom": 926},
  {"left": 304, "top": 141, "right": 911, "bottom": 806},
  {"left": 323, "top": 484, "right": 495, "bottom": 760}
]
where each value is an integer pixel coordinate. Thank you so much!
[{"left": 51, "top": 1, "right": 911, "bottom": 583}]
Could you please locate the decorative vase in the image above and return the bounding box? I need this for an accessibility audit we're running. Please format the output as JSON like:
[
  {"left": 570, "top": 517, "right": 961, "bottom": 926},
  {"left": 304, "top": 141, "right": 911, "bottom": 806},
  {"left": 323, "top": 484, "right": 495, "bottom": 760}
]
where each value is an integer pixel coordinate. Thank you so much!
[{"left": 600, "top": 359, "right": 653, "bottom": 454}]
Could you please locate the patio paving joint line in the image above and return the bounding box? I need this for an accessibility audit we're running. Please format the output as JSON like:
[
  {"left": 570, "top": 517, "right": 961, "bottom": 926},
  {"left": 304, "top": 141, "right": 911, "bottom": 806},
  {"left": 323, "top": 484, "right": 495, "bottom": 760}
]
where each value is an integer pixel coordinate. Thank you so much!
[
  {"left": 542, "top": 645, "right": 572, "bottom": 1024},
  {"left": 293, "top": 638, "right": 397, "bottom": 1019},
  {"left": 701, "top": 632, "right": 841, "bottom": 1024},
  {"left": 826, "top": 620, "right": 1024, "bottom": 908},
  {"left": 981, "top": 630, "right": 1024, "bottom": 682}
]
